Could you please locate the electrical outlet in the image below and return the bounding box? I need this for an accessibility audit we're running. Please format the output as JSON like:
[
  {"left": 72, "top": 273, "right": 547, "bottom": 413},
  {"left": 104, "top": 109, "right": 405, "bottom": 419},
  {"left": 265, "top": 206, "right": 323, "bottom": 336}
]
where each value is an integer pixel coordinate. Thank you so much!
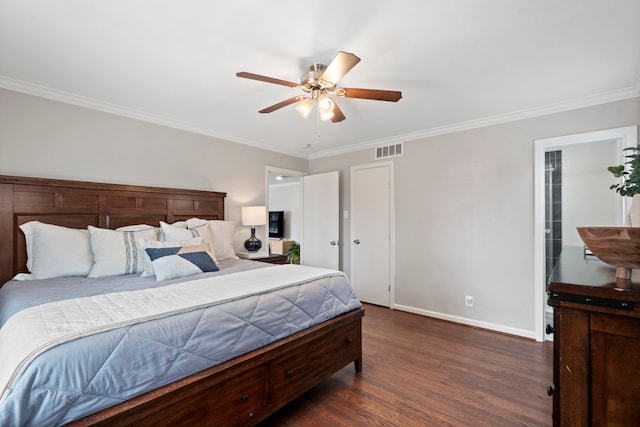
[{"left": 465, "top": 296, "right": 474, "bottom": 307}]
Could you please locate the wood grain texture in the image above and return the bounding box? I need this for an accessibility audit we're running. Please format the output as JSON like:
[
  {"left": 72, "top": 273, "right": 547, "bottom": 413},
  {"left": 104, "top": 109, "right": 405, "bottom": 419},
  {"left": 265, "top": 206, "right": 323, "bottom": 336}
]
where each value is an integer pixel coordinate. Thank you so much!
[
  {"left": 259, "top": 304, "right": 553, "bottom": 427},
  {"left": 577, "top": 226, "right": 640, "bottom": 280},
  {"left": 590, "top": 313, "right": 640, "bottom": 426},
  {"left": 0, "top": 175, "right": 226, "bottom": 284},
  {"left": 553, "top": 308, "right": 589, "bottom": 427},
  {"left": 549, "top": 247, "right": 640, "bottom": 425}
]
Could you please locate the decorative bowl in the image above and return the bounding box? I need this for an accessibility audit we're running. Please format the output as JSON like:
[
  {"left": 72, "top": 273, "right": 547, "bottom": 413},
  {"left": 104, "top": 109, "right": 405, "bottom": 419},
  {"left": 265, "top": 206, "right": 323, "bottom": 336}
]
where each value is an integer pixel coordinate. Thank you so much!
[{"left": 577, "top": 227, "right": 640, "bottom": 281}]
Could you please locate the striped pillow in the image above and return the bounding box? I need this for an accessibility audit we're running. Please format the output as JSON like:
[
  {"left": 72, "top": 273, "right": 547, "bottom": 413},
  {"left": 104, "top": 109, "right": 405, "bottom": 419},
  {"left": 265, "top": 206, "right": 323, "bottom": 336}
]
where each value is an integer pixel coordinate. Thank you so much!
[{"left": 87, "top": 226, "right": 158, "bottom": 278}]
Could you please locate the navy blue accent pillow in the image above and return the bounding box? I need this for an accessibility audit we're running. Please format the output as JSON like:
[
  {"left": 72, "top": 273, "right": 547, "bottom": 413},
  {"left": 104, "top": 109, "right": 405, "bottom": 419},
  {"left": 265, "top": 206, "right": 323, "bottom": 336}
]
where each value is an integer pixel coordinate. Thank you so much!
[{"left": 145, "top": 244, "right": 218, "bottom": 280}]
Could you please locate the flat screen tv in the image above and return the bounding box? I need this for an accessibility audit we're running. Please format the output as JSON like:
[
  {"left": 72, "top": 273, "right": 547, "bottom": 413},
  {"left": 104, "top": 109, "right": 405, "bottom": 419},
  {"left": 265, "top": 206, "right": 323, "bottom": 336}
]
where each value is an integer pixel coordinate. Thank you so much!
[{"left": 269, "top": 211, "right": 285, "bottom": 239}]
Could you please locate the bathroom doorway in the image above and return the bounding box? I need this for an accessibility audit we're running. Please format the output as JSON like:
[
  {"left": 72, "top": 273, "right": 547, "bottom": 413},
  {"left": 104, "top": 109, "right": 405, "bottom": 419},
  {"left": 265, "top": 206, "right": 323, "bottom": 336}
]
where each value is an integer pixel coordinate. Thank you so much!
[{"left": 534, "top": 126, "right": 638, "bottom": 342}]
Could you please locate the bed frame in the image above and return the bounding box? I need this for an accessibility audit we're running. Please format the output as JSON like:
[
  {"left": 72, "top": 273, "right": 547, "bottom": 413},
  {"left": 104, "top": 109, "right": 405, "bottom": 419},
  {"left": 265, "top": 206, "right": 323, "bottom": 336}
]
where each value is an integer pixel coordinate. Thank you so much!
[{"left": 0, "top": 175, "right": 364, "bottom": 426}]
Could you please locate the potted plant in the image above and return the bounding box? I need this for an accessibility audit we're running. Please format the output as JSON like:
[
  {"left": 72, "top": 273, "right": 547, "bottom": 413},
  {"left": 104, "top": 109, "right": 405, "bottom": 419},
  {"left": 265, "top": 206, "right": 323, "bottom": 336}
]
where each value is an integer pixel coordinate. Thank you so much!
[
  {"left": 285, "top": 241, "right": 300, "bottom": 264},
  {"left": 608, "top": 144, "right": 640, "bottom": 225}
]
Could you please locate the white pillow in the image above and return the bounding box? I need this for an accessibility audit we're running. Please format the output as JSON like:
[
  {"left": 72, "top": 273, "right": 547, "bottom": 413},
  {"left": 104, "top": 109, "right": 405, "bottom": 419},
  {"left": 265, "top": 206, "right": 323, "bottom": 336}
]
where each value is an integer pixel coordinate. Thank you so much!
[
  {"left": 160, "top": 221, "right": 222, "bottom": 259},
  {"left": 156, "top": 221, "right": 186, "bottom": 240},
  {"left": 87, "top": 226, "right": 158, "bottom": 278},
  {"left": 185, "top": 218, "right": 238, "bottom": 260},
  {"left": 19, "top": 221, "right": 93, "bottom": 279},
  {"left": 117, "top": 224, "right": 160, "bottom": 232},
  {"left": 184, "top": 218, "right": 208, "bottom": 228},
  {"left": 145, "top": 243, "right": 218, "bottom": 281},
  {"left": 160, "top": 221, "right": 192, "bottom": 241},
  {"left": 138, "top": 236, "right": 204, "bottom": 277}
]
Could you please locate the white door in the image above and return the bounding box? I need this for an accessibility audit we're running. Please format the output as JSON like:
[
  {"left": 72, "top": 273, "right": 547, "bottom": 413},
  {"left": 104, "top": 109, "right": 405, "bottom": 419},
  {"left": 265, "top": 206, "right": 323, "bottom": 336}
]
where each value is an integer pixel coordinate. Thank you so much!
[
  {"left": 302, "top": 171, "right": 340, "bottom": 269},
  {"left": 351, "top": 164, "right": 392, "bottom": 306}
]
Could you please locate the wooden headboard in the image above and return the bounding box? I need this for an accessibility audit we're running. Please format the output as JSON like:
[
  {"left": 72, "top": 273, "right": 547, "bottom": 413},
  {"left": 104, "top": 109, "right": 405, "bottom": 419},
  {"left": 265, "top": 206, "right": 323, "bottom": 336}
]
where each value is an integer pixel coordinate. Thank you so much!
[{"left": 0, "top": 175, "right": 226, "bottom": 284}]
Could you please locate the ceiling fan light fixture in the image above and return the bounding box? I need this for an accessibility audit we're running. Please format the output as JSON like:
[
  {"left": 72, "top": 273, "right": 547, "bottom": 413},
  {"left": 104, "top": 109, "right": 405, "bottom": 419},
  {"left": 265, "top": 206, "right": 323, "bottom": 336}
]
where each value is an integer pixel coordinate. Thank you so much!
[
  {"left": 320, "top": 109, "right": 334, "bottom": 121},
  {"left": 295, "top": 98, "right": 314, "bottom": 118},
  {"left": 236, "top": 51, "right": 402, "bottom": 123},
  {"left": 318, "top": 95, "right": 335, "bottom": 121}
]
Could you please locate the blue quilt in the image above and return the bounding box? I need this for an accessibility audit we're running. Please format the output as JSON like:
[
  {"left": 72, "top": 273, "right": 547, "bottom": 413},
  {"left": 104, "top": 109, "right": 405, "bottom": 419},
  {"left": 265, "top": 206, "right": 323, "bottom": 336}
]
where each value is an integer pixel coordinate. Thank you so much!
[{"left": 0, "top": 259, "right": 361, "bottom": 426}]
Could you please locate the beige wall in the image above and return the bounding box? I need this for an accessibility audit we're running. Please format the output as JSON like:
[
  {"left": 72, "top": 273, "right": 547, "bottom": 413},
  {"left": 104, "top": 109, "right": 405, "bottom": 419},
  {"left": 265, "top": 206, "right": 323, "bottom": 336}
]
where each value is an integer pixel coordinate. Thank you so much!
[
  {"left": 0, "top": 88, "right": 308, "bottom": 248},
  {"left": 562, "top": 140, "right": 620, "bottom": 246},
  {"left": 2, "top": 86, "right": 639, "bottom": 338},
  {"left": 310, "top": 97, "right": 640, "bottom": 336}
]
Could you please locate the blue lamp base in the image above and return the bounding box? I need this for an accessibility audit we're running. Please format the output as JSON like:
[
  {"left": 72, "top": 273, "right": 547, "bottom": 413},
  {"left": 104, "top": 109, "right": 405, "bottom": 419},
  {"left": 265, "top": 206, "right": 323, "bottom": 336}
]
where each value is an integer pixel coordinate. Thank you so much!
[{"left": 244, "top": 227, "right": 262, "bottom": 252}]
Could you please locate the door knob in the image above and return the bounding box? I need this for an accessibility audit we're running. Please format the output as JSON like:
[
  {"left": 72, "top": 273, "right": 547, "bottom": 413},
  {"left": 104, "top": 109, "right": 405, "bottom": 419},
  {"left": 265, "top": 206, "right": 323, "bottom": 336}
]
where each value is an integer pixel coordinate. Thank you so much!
[
  {"left": 330, "top": 241, "right": 339, "bottom": 246},
  {"left": 354, "top": 239, "right": 360, "bottom": 244}
]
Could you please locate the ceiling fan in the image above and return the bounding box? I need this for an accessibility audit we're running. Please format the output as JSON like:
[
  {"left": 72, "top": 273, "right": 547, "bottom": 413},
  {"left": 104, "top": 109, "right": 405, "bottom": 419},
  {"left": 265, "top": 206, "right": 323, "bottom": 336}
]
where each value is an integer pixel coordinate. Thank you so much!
[{"left": 236, "top": 51, "right": 402, "bottom": 123}]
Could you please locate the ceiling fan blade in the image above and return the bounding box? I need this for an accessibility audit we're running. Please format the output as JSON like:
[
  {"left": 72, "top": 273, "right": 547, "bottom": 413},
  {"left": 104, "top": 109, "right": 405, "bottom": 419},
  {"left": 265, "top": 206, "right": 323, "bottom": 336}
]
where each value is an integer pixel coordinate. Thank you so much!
[
  {"left": 258, "top": 96, "right": 302, "bottom": 114},
  {"left": 342, "top": 87, "right": 402, "bottom": 102},
  {"left": 331, "top": 101, "right": 346, "bottom": 123},
  {"left": 236, "top": 72, "right": 298, "bottom": 88},
  {"left": 320, "top": 51, "right": 361, "bottom": 85}
]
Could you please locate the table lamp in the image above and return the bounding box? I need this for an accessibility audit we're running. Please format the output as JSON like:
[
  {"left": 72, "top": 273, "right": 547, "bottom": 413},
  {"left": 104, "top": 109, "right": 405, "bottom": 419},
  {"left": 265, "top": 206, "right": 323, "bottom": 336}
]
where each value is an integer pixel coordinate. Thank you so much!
[{"left": 242, "top": 206, "right": 266, "bottom": 252}]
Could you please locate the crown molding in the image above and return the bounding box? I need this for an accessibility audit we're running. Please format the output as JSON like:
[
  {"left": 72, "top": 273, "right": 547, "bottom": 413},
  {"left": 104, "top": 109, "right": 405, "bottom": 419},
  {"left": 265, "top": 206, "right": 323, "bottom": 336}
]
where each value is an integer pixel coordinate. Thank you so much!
[
  {"left": 309, "top": 85, "right": 640, "bottom": 159},
  {"left": 0, "top": 76, "right": 308, "bottom": 160},
  {"left": 2, "top": 75, "right": 638, "bottom": 162}
]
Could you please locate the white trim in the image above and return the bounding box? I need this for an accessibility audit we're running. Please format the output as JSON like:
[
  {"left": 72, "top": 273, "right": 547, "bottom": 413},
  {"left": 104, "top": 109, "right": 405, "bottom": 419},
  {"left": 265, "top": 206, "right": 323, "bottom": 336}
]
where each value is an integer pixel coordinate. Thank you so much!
[
  {"left": 350, "top": 162, "right": 395, "bottom": 308},
  {"left": 533, "top": 126, "right": 638, "bottom": 342},
  {"left": 310, "top": 88, "right": 640, "bottom": 159},
  {"left": 0, "top": 76, "right": 308, "bottom": 160},
  {"left": 393, "top": 304, "right": 537, "bottom": 340},
  {"left": 2, "top": 75, "right": 638, "bottom": 161}
]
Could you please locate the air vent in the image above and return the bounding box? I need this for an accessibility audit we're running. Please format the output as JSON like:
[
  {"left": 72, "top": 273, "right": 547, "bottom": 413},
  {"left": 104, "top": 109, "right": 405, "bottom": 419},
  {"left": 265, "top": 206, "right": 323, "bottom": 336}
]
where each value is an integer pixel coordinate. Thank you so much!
[{"left": 375, "top": 143, "right": 403, "bottom": 160}]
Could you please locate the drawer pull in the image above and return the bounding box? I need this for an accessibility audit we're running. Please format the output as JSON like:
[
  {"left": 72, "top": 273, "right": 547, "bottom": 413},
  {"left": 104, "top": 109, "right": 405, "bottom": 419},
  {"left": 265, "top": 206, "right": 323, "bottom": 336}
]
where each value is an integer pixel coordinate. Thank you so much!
[
  {"left": 286, "top": 370, "right": 294, "bottom": 378},
  {"left": 346, "top": 338, "right": 353, "bottom": 344},
  {"left": 241, "top": 394, "right": 249, "bottom": 402}
]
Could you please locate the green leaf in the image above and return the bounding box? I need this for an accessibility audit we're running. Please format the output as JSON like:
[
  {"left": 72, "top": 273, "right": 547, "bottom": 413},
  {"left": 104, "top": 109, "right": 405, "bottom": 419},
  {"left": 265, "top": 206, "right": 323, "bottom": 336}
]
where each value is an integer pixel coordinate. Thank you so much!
[{"left": 608, "top": 145, "right": 640, "bottom": 197}]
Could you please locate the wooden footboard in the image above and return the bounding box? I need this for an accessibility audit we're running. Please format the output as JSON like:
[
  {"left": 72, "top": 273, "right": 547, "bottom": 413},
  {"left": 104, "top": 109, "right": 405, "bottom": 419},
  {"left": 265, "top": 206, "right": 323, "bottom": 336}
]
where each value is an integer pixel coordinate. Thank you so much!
[{"left": 67, "top": 307, "right": 364, "bottom": 427}]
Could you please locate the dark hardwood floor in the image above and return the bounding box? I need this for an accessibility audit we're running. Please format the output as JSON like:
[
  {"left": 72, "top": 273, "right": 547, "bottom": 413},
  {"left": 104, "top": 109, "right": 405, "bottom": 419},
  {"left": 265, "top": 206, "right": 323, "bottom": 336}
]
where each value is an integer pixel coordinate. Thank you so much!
[{"left": 259, "top": 303, "right": 553, "bottom": 426}]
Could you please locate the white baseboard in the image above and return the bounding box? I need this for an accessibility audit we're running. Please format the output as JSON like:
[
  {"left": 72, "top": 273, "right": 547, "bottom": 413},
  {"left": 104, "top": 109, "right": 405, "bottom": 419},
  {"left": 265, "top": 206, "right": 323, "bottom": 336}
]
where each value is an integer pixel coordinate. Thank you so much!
[{"left": 391, "top": 303, "right": 538, "bottom": 340}]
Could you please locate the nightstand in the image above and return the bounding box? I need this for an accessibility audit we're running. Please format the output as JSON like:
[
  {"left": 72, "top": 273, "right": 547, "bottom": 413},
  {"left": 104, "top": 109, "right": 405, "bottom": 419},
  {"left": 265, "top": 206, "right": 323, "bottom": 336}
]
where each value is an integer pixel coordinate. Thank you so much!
[{"left": 237, "top": 252, "right": 289, "bottom": 264}]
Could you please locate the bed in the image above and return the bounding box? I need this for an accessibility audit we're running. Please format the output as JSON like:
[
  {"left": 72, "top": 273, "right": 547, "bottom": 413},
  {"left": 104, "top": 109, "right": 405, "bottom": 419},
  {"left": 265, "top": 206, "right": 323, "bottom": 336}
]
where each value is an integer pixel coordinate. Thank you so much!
[{"left": 0, "top": 175, "right": 364, "bottom": 426}]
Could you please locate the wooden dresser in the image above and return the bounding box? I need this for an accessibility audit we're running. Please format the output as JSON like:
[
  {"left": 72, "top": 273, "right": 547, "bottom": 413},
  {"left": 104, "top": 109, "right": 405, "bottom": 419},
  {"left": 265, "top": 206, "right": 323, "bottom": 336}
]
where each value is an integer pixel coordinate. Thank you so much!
[{"left": 548, "top": 246, "right": 640, "bottom": 426}]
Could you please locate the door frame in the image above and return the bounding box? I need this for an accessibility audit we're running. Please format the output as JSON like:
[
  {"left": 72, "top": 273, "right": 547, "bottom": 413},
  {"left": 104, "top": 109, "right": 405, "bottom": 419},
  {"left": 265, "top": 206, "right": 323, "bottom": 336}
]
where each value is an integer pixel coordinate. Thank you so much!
[
  {"left": 350, "top": 162, "right": 396, "bottom": 308},
  {"left": 265, "top": 166, "right": 306, "bottom": 254},
  {"left": 265, "top": 166, "right": 307, "bottom": 207},
  {"left": 533, "top": 125, "right": 638, "bottom": 342},
  {"left": 265, "top": 166, "right": 306, "bottom": 224}
]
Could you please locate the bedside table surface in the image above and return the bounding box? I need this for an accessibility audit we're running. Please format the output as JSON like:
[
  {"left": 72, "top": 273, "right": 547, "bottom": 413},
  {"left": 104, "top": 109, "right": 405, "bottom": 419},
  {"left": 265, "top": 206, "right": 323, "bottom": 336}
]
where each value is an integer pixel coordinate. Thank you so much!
[{"left": 237, "top": 253, "right": 288, "bottom": 264}]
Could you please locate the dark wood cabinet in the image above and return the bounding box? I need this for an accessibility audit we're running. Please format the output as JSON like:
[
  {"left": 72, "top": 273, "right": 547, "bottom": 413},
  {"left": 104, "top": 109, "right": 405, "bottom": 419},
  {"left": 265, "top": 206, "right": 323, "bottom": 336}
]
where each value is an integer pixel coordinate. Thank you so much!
[{"left": 548, "top": 246, "right": 640, "bottom": 426}]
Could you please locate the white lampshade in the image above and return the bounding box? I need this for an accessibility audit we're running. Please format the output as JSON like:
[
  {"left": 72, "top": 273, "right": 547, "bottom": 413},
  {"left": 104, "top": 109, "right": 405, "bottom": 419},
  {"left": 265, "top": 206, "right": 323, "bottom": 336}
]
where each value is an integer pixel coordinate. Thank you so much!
[
  {"left": 241, "top": 206, "right": 267, "bottom": 226},
  {"left": 295, "top": 98, "right": 314, "bottom": 118},
  {"left": 318, "top": 95, "right": 335, "bottom": 121}
]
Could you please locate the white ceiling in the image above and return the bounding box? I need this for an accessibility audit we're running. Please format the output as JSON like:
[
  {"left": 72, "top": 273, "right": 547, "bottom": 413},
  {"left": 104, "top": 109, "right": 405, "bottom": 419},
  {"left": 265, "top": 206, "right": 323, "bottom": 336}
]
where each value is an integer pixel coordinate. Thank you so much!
[{"left": 1, "top": 1, "right": 639, "bottom": 159}]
